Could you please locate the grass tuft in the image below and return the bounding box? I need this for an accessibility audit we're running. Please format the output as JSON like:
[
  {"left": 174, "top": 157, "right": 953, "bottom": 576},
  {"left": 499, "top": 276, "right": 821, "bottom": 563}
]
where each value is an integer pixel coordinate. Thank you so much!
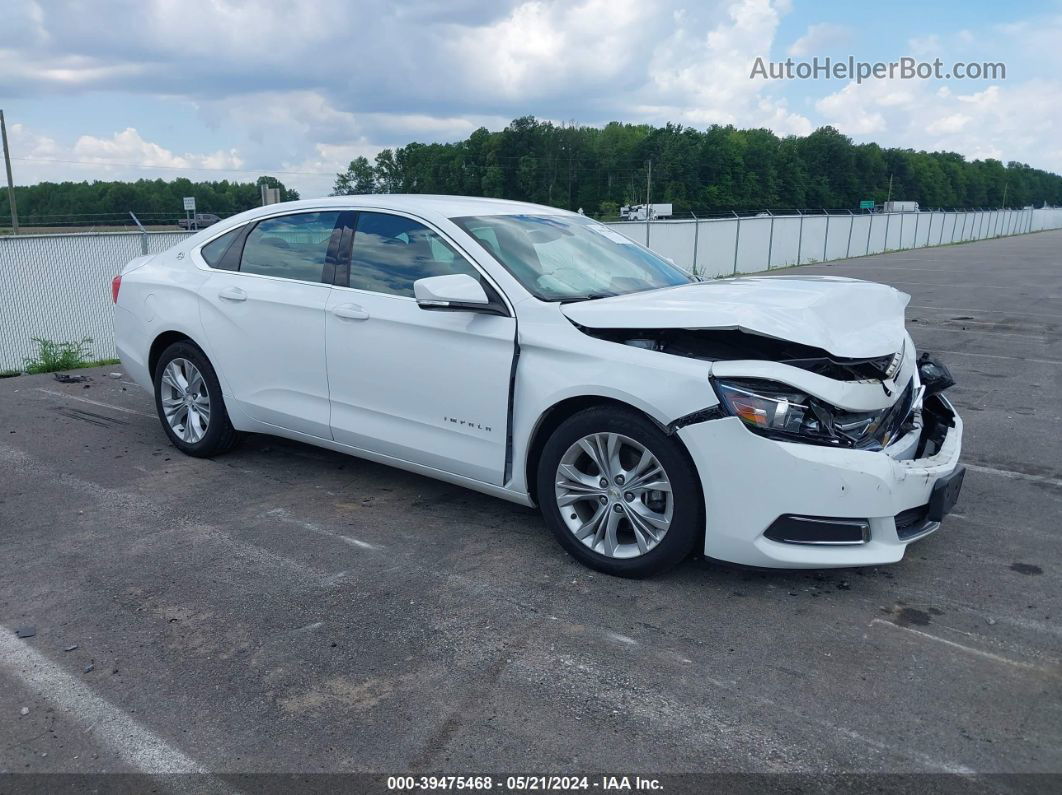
[{"left": 24, "top": 336, "right": 95, "bottom": 374}]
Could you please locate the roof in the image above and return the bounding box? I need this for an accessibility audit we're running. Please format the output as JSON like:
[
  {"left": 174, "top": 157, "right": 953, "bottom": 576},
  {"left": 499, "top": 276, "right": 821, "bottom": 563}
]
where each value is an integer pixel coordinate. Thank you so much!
[{"left": 219, "top": 194, "right": 578, "bottom": 228}]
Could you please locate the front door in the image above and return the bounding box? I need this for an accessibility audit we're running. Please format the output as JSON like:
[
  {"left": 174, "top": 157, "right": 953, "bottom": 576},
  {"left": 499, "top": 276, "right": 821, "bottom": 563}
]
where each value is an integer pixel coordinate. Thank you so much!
[{"left": 326, "top": 211, "right": 516, "bottom": 485}]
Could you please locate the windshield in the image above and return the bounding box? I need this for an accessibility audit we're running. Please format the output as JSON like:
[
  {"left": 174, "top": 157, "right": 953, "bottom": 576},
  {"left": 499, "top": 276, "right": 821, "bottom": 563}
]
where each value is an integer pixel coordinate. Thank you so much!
[{"left": 451, "top": 214, "right": 693, "bottom": 301}]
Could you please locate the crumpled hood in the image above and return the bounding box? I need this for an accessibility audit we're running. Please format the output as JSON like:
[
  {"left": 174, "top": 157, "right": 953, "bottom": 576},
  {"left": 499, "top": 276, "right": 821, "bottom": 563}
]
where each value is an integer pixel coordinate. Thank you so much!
[{"left": 560, "top": 275, "right": 910, "bottom": 359}]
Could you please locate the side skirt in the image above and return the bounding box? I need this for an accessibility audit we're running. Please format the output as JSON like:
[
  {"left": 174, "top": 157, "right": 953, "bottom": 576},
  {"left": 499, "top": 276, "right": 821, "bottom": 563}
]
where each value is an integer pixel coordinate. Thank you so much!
[{"left": 233, "top": 419, "right": 535, "bottom": 508}]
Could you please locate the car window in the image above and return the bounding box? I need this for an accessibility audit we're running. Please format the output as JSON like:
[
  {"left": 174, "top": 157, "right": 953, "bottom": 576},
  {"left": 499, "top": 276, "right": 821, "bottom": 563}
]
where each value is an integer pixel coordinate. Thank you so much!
[
  {"left": 239, "top": 212, "right": 341, "bottom": 282},
  {"left": 200, "top": 227, "right": 242, "bottom": 270},
  {"left": 346, "top": 212, "right": 479, "bottom": 297},
  {"left": 451, "top": 214, "right": 691, "bottom": 301},
  {"left": 466, "top": 225, "right": 502, "bottom": 259}
]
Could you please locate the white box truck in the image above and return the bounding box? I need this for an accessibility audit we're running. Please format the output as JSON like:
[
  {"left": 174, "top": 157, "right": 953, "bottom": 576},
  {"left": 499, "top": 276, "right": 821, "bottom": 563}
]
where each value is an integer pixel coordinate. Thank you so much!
[
  {"left": 620, "top": 203, "right": 674, "bottom": 221},
  {"left": 883, "top": 201, "right": 919, "bottom": 213}
]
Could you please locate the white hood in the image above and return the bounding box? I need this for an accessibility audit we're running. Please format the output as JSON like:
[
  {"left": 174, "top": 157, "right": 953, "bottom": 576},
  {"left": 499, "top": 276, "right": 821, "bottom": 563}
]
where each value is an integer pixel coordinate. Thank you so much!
[{"left": 561, "top": 276, "right": 910, "bottom": 358}]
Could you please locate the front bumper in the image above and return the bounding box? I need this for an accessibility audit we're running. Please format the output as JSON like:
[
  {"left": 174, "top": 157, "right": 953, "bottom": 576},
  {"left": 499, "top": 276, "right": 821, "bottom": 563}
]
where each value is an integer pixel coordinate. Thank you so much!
[{"left": 677, "top": 395, "right": 963, "bottom": 568}]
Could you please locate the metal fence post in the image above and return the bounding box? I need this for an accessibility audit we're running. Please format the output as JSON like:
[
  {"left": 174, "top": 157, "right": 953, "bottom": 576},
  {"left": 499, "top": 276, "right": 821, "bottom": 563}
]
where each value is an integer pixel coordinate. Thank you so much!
[
  {"left": 796, "top": 210, "right": 804, "bottom": 265},
  {"left": 822, "top": 209, "right": 830, "bottom": 262},
  {"left": 690, "top": 211, "right": 699, "bottom": 276},
  {"left": 939, "top": 210, "right": 947, "bottom": 245},
  {"left": 731, "top": 211, "right": 741, "bottom": 275},
  {"left": 128, "top": 211, "right": 149, "bottom": 255},
  {"left": 959, "top": 211, "right": 968, "bottom": 241},
  {"left": 899, "top": 211, "right": 905, "bottom": 250},
  {"left": 766, "top": 210, "right": 775, "bottom": 270},
  {"left": 884, "top": 211, "right": 891, "bottom": 251},
  {"left": 845, "top": 210, "right": 854, "bottom": 258},
  {"left": 866, "top": 211, "right": 873, "bottom": 255}
]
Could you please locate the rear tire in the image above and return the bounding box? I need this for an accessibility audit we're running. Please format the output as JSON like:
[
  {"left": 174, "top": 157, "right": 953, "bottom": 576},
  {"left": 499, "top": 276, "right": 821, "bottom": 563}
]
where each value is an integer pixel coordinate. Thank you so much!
[
  {"left": 536, "top": 406, "right": 701, "bottom": 578},
  {"left": 153, "top": 341, "right": 240, "bottom": 457}
]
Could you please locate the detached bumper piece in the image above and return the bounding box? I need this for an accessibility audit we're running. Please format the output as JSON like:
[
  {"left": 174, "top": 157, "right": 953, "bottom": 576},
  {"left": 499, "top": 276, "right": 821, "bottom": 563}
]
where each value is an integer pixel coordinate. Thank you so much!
[
  {"left": 894, "top": 464, "right": 967, "bottom": 541},
  {"left": 765, "top": 515, "right": 870, "bottom": 546}
]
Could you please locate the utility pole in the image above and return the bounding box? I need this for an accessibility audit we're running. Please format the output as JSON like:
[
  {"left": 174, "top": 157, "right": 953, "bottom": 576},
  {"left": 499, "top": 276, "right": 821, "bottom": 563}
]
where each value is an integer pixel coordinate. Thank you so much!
[
  {"left": 1, "top": 109, "right": 19, "bottom": 234},
  {"left": 645, "top": 159, "right": 652, "bottom": 246},
  {"left": 886, "top": 173, "right": 893, "bottom": 205}
]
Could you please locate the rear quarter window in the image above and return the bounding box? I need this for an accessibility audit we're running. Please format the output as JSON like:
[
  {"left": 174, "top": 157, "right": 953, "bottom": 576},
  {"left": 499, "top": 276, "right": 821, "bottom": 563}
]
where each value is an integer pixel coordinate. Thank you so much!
[{"left": 200, "top": 227, "right": 242, "bottom": 270}]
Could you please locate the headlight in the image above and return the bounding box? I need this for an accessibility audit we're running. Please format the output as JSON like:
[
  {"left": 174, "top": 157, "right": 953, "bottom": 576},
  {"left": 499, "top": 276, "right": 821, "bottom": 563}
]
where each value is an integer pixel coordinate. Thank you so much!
[{"left": 712, "top": 378, "right": 914, "bottom": 449}]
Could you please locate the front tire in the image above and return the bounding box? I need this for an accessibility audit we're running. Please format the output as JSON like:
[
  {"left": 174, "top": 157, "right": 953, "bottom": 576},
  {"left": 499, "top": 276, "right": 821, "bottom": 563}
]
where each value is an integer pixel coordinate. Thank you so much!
[
  {"left": 536, "top": 406, "right": 702, "bottom": 578},
  {"left": 153, "top": 341, "right": 240, "bottom": 457}
]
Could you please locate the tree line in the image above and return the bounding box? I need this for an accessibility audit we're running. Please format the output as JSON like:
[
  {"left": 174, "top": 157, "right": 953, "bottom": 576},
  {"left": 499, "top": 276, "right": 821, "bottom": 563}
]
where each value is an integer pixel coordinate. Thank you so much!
[
  {"left": 332, "top": 117, "right": 1062, "bottom": 217},
  {"left": 3, "top": 118, "right": 1060, "bottom": 226},
  {"left": 0, "top": 175, "right": 299, "bottom": 226}
]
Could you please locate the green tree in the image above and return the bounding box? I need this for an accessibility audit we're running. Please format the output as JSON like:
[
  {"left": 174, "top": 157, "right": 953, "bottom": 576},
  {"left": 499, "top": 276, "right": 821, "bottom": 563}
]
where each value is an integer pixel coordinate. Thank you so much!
[{"left": 331, "top": 157, "right": 377, "bottom": 195}]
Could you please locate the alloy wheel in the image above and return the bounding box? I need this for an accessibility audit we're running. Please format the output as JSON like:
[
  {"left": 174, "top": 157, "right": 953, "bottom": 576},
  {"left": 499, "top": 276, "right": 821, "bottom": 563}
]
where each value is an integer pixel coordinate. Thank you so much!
[
  {"left": 160, "top": 358, "right": 211, "bottom": 444},
  {"left": 554, "top": 432, "right": 673, "bottom": 559}
]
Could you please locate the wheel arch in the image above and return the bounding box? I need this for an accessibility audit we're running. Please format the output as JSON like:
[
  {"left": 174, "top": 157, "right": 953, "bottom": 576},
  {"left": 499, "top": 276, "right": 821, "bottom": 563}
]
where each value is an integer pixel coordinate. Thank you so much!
[
  {"left": 523, "top": 395, "right": 701, "bottom": 510},
  {"left": 148, "top": 331, "right": 202, "bottom": 379}
]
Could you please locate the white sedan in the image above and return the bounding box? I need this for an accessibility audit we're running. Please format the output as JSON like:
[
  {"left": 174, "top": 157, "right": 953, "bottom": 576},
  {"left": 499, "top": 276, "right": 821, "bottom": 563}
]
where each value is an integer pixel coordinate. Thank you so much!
[{"left": 113, "top": 195, "right": 964, "bottom": 577}]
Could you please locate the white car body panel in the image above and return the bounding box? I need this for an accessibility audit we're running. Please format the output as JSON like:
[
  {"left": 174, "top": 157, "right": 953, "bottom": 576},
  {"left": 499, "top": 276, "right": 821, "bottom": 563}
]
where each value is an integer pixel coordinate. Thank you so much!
[
  {"left": 561, "top": 276, "right": 910, "bottom": 359},
  {"left": 114, "top": 194, "right": 964, "bottom": 570},
  {"left": 198, "top": 268, "right": 333, "bottom": 439},
  {"left": 325, "top": 286, "right": 515, "bottom": 485}
]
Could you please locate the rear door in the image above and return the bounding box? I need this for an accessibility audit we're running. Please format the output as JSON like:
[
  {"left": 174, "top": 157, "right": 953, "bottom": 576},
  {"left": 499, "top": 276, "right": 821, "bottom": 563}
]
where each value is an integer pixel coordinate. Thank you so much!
[
  {"left": 197, "top": 210, "right": 344, "bottom": 438},
  {"left": 326, "top": 210, "right": 516, "bottom": 485}
]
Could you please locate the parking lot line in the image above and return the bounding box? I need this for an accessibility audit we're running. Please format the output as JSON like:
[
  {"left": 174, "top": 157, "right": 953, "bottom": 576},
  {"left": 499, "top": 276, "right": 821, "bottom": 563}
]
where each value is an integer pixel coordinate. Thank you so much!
[
  {"left": 965, "top": 463, "right": 1062, "bottom": 488},
  {"left": 868, "top": 619, "right": 1054, "bottom": 674},
  {"left": 264, "top": 507, "right": 382, "bottom": 551},
  {"left": 36, "top": 387, "right": 156, "bottom": 419},
  {"left": 921, "top": 349, "right": 1062, "bottom": 366},
  {"left": 882, "top": 279, "right": 1046, "bottom": 291},
  {"left": 0, "top": 629, "right": 211, "bottom": 775},
  {"left": 908, "top": 325, "right": 1047, "bottom": 341},
  {"left": 907, "top": 304, "right": 1062, "bottom": 320}
]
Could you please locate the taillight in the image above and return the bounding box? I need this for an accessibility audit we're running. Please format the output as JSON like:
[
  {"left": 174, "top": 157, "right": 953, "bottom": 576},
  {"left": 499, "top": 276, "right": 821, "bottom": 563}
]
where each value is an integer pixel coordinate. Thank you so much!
[{"left": 111, "top": 274, "right": 122, "bottom": 304}]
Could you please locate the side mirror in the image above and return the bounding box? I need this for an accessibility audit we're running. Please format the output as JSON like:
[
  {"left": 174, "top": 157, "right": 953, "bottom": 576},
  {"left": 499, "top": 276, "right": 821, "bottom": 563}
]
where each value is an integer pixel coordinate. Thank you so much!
[{"left": 414, "top": 274, "right": 492, "bottom": 311}]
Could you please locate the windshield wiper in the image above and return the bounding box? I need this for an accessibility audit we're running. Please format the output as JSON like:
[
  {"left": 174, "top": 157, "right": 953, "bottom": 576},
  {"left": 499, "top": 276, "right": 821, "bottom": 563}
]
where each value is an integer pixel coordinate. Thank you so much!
[{"left": 560, "top": 292, "right": 617, "bottom": 303}]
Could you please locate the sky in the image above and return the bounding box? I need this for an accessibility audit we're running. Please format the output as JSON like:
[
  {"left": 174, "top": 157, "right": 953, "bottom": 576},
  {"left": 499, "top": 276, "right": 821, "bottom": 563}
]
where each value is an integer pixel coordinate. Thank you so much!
[{"left": 1, "top": 0, "right": 1060, "bottom": 198}]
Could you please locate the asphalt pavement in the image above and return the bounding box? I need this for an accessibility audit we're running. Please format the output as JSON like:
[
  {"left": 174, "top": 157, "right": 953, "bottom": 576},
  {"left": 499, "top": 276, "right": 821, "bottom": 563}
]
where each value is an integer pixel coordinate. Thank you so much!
[{"left": 0, "top": 229, "right": 1059, "bottom": 787}]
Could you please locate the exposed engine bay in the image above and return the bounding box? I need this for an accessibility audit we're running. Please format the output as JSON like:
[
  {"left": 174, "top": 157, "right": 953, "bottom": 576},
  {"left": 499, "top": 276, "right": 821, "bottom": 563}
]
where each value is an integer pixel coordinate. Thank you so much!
[{"left": 578, "top": 326, "right": 901, "bottom": 382}]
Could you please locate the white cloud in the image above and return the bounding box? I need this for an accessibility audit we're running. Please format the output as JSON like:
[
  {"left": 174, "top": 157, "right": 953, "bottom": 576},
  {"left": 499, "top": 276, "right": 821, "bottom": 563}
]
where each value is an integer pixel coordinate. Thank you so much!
[
  {"left": 644, "top": 0, "right": 812, "bottom": 134},
  {"left": 71, "top": 128, "right": 243, "bottom": 171},
  {"left": 925, "top": 113, "right": 971, "bottom": 135},
  {"left": 0, "top": 0, "right": 1060, "bottom": 194},
  {"left": 7, "top": 124, "right": 248, "bottom": 186},
  {"left": 814, "top": 83, "right": 887, "bottom": 134},
  {"left": 788, "top": 22, "right": 852, "bottom": 57}
]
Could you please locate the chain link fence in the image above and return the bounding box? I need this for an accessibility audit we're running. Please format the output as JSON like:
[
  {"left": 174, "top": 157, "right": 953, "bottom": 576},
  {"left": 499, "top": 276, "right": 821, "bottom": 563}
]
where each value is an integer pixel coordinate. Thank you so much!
[
  {"left": 2, "top": 207, "right": 1061, "bottom": 371},
  {"left": 0, "top": 230, "right": 190, "bottom": 371}
]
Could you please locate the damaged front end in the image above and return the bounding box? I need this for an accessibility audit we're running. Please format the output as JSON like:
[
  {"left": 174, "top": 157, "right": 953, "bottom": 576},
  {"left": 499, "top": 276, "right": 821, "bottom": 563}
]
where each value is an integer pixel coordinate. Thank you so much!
[
  {"left": 581, "top": 325, "right": 958, "bottom": 456},
  {"left": 583, "top": 327, "right": 904, "bottom": 382}
]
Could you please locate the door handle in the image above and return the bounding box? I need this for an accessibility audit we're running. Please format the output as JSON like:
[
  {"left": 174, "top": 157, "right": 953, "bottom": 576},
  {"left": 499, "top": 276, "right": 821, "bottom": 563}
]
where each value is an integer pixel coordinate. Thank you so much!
[
  {"left": 332, "top": 303, "right": 369, "bottom": 321},
  {"left": 218, "top": 286, "right": 247, "bottom": 302}
]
